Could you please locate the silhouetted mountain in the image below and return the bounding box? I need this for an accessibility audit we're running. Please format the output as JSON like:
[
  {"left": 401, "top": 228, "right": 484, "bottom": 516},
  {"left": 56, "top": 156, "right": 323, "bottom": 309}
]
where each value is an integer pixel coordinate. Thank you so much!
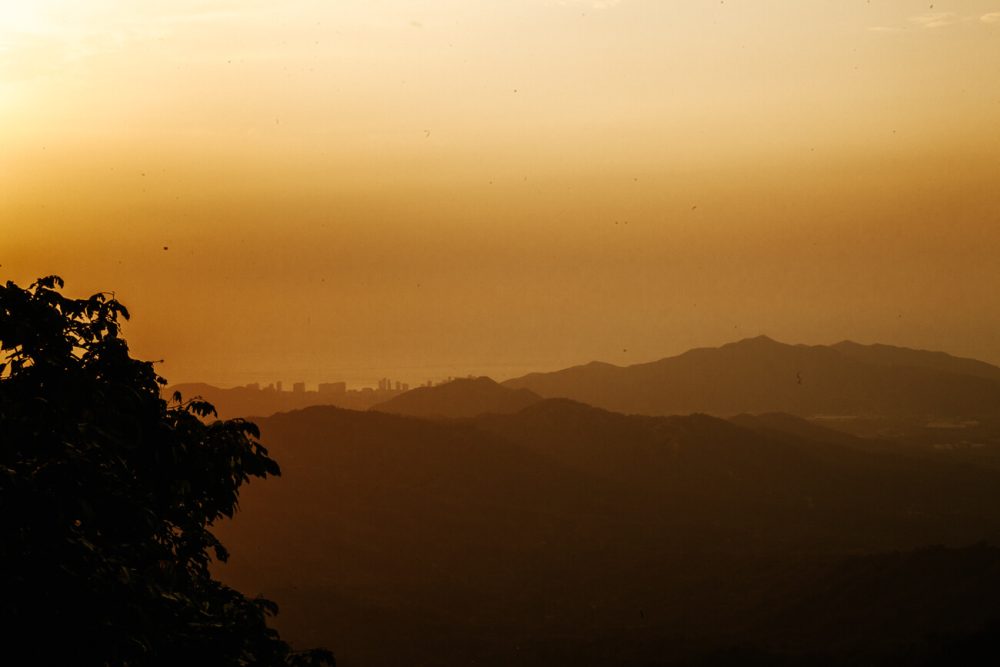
[
  {"left": 216, "top": 402, "right": 1000, "bottom": 666},
  {"left": 370, "top": 376, "right": 542, "bottom": 419},
  {"left": 730, "top": 412, "right": 880, "bottom": 450},
  {"left": 720, "top": 543, "right": 1000, "bottom": 666},
  {"left": 832, "top": 340, "right": 1000, "bottom": 382},
  {"left": 165, "top": 382, "right": 401, "bottom": 419},
  {"left": 503, "top": 336, "right": 1000, "bottom": 419},
  {"left": 659, "top": 543, "right": 1000, "bottom": 667}
]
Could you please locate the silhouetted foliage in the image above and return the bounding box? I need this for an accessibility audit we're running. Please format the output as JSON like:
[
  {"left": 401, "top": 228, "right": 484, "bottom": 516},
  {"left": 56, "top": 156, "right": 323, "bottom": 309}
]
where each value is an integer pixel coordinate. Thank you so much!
[{"left": 0, "top": 276, "right": 333, "bottom": 666}]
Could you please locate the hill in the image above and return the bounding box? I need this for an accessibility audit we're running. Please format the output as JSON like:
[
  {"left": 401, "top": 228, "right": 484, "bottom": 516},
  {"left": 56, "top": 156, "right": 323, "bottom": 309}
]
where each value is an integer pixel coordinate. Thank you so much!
[
  {"left": 215, "top": 402, "right": 1000, "bottom": 665},
  {"left": 370, "top": 376, "right": 542, "bottom": 418},
  {"left": 502, "top": 336, "right": 1000, "bottom": 419},
  {"left": 164, "top": 382, "right": 401, "bottom": 419},
  {"left": 660, "top": 543, "right": 1000, "bottom": 666}
]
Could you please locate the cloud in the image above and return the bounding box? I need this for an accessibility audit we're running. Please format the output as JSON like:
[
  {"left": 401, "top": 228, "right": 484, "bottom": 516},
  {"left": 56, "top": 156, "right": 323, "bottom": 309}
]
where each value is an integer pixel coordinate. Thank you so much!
[
  {"left": 870, "top": 9, "right": 1000, "bottom": 33},
  {"left": 908, "top": 12, "right": 964, "bottom": 28}
]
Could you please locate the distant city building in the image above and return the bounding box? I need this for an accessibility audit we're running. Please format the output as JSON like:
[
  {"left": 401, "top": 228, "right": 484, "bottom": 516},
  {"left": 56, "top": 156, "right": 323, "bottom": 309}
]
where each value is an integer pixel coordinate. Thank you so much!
[
  {"left": 245, "top": 382, "right": 260, "bottom": 391},
  {"left": 292, "top": 381, "right": 306, "bottom": 394},
  {"left": 318, "top": 382, "right": 347, "bottom": 394},
  {"left": 276, "top": 381, "right": 283, "bottom": 393}
]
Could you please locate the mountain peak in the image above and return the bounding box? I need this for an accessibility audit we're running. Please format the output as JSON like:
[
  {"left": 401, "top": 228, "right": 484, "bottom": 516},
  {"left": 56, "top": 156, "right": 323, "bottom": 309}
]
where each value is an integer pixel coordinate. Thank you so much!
[
  {"left": 729, "top": 334, "right": 782, "bottom": 347},
  {"left": 371, "top": 376, "right": 541, "bottom": 419}
]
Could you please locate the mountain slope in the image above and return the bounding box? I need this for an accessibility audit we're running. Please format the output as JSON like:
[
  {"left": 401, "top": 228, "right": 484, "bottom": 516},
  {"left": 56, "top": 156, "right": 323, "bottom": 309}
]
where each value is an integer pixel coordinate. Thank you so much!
[
  {"left": 503, "top": 336, "right": 1000, "bottom": 418},
  {"left": 832, "top": 340, "right": 1000, "bottom": 382},
  {"left": 164, "top": 382, "right": 396, "bottom": 419},
  {"left": 370, "top": 376, "right": 542, "bottom": 418},
  {"left": 215, "top": 403, "right": 1000, "bottom": 666}
]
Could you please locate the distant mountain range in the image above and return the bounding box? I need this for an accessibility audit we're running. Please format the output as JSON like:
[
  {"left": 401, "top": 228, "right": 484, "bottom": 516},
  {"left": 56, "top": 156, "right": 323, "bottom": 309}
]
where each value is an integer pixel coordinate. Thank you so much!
[
  {"left": 216, "top": 400, "right": 1000, "bottom": 666},
  {"left": 169, "top": 338, "right": 1000, "bottom": 423},
  {"left": 204, "top": 337, "right": 1000, "bottom": 664},
  {"left": 502, "top": 336, "right": 1000, "bottom": 419},
  {"left": 163, "top": 382, "right": 402, "bottom": 420}
]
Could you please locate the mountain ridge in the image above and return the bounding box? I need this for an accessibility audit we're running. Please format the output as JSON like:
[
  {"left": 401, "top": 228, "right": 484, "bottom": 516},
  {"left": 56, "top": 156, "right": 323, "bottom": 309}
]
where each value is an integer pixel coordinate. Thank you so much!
[
  {"left": 502, "top": 336, "right": 1000, "bottom": 419},
  {"left": 370, "top": 376, "right": 542, "bottom": 419},
  {"left": 216, "top": 401, "right": 1000, "bottom": 666}
]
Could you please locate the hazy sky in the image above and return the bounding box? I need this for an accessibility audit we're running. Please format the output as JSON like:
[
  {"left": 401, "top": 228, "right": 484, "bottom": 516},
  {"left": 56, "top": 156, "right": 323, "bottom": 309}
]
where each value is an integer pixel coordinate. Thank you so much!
[{"left": 3, "top": 1, "right": 1000, "bottom": 386}]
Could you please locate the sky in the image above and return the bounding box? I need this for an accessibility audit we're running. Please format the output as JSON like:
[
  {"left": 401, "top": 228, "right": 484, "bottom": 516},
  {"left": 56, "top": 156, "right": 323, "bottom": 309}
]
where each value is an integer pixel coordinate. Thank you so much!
[{"left": 3, "top": 1, "right": 1000, "bottom": 387}]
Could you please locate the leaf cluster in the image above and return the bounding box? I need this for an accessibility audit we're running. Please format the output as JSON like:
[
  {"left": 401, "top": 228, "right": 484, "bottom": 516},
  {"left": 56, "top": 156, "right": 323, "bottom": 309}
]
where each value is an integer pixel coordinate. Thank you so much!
[{"left": 0, "top": 277, "right": 333, "bottom": 666}]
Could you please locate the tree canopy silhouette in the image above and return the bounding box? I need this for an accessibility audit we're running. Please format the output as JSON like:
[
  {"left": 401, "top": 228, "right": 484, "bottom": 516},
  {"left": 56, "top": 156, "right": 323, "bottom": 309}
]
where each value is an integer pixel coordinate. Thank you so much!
[{"left": 0, "top": 276, "right": 333, "bottom": 666}]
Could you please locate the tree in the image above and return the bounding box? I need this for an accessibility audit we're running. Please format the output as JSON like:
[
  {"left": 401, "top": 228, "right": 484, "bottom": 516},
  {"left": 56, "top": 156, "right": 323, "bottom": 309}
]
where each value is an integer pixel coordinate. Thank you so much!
[{"left": 0, "top": 276, "right": 333, "bottom": 666}]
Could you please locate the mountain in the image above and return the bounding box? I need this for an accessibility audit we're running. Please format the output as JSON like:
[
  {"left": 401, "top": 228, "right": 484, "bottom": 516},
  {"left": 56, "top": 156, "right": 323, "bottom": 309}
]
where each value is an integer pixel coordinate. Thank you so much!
[
  {"left": 164, "top": 382, "right": 401, "bottom": 419},
  {"left": 729, "top": 411, "right": 881, "bottom": 450},
  {"left": 371, "top": 376, "right": 542, "bottom": 418},
  {"left": 832, "top": 340, "right": 1000, "bottom": 382},
  {"left": 662, "top": 543, "right": 1000, "bottom": 666},
  {"left": 215, "top": 402, "right": 1000, "bottom": 666},
  {"left": 503, "top": 336, "right": 1000, "bottom": 419}
]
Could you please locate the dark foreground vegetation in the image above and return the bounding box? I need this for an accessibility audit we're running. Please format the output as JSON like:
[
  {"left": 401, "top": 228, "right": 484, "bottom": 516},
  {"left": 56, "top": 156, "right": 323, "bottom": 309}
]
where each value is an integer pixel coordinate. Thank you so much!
[{"left": 0, "top": 277, "right": 332, "bottom": 665}]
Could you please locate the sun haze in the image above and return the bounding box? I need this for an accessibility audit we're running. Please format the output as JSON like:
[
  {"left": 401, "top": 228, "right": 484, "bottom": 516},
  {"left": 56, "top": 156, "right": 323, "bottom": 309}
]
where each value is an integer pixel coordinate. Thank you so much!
[{"left": 3, "top": 0, "right": 1000, "bottom": 385}]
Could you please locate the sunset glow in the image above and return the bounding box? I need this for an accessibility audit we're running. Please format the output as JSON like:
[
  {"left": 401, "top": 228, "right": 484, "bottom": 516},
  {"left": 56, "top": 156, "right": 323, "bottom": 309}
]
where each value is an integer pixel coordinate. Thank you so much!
[{"left": 4, "top": 0, "right": 1000, "bottom": 385}]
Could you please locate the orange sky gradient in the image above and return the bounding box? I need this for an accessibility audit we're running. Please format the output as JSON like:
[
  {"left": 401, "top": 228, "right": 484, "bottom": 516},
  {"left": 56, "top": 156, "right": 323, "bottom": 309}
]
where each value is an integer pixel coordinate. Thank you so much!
[{"left": 3, "top": 1, "right": 1000, "bottom": 386}]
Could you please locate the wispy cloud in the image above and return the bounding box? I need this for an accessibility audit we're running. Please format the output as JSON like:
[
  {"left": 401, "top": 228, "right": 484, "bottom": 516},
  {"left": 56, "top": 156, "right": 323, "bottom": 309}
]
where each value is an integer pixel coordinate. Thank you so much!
[
  {"left": 908, "top": 12, "right": 965, "bottom": 28},
  {"left": 869, "top": 10, "right": 995, "bottom": 33}
]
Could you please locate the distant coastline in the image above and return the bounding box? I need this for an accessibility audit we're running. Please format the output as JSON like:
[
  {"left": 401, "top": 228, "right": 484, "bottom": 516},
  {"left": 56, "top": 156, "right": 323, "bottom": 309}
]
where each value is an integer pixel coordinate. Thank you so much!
[{"left": 165, "top": 362, "right": 566, "bottom": 392}]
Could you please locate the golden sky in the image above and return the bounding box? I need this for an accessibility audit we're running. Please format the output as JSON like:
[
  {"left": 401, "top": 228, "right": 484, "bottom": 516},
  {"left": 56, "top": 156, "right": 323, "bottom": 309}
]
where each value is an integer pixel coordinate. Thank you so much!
[{"left": 3, "top": 1, "right": 1000, "bottom": 386}]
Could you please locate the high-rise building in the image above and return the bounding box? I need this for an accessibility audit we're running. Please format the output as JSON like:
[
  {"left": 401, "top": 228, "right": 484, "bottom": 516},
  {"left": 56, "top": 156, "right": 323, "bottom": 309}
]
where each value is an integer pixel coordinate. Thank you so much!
[
  {"left": 318, "top": 382, "right": 346, "bottom": 394},
  {"left": 292, "top": 381, "right": 306, "bottom": 394}
]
